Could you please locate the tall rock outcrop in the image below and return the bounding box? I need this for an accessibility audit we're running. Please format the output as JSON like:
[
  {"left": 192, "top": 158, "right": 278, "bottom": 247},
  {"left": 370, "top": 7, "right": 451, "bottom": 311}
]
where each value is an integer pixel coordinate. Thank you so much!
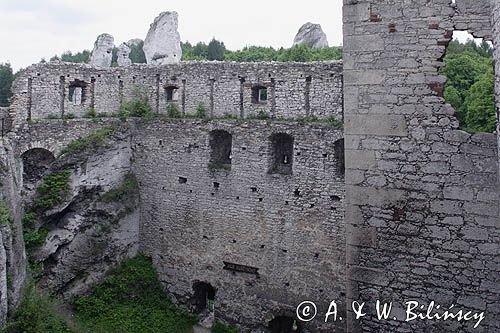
[
  {"left": 143, "top": 11, "right": 182, "bottom": 65},
  {"left": 292, "top": 22, "right": 329, "bottom": 48},
  {"left": 117, "top": 43, "right": 132, "bottom": 67},
  {"left": 89, "top": 33, "right": 115, "bottom": 67}
]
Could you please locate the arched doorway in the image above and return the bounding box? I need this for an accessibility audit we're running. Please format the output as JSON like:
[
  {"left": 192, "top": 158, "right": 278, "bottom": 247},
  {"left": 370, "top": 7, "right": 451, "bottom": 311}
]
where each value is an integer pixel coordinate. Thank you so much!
[
  {"left": 268, "top": 315, "right": 302, "bottom": 333},
  {"left": 21, "top": 148, "right": 55, "bottom": 184},
  {"left": 192, "top": 281, "right": 216, "bottom": 313}
]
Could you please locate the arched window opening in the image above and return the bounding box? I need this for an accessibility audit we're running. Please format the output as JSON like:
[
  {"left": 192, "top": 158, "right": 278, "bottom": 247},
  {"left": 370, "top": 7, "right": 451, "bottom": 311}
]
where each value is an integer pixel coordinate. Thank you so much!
[
  {"left": 251, "top": 85, "right": 268, "bottom": 104},
  {"left": 68, "top": 79, "right": 87, "bottom": 106},
  {"left": 165, "top": 85, "right": 179, "bottom": 102},
  {"left": 21, "top": 148, "right": 55, "bottom": 185},
  {"left": 209, "top": 130, "right": 232, "bottom": 170},
  {"left": 269, "top": 133, "right": 294, "bottom": 175},
  {"left": 334, "top": 139, "right": 345, "bottom": 177},
  {"left": 192, "top": 281, "right": 216, "bottom": 313},
  {"left": 268, "top": 316, "right": 302, "bottom": 333}
]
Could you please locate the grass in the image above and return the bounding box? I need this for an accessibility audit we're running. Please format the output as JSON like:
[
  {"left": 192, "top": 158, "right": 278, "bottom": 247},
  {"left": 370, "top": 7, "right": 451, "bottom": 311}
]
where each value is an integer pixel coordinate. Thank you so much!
[
  {"left": 3, "top": 284, "right": 73, "bottom": 333},
  {"left": 59, "top": 125, "right": 118, "bottom": 157},
  {"left": 73, "top": 255, "right": 197, "bottom": 333},
  {"left": 4, "top": 256, "right": 198, "bottom": 333}
]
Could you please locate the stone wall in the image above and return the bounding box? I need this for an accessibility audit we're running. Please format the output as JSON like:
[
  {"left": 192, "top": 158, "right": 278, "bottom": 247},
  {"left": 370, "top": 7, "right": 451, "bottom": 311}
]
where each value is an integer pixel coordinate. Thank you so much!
[
  {"left": 10, "top": 61, "right": 343, "bottom": 128},
  {"left": 0, "top": 138, "right": 28, "bottom": 326},
  {"left": 343, "top": 0, "right": 499, "bottom": 332},
  {"left": 494, "top": 0, "right": 500, "bottom": 177},
  {"left": 133, "top": 119, "right": 345, "bottom": 332}
]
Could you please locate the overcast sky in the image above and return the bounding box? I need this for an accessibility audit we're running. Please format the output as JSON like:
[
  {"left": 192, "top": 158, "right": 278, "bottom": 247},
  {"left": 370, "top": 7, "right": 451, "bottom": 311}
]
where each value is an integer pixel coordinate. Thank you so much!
[{"left": 0, "top": 0, "right": 344, "bottom": 71}]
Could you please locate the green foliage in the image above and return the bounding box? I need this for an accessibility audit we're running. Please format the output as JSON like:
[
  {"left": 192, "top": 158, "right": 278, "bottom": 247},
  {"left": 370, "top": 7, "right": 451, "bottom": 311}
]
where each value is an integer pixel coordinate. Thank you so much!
[
  {"left": 100, "top": 172, "right": 138, "bottom": 203},
  {"left": 73, "top": 255, "right": 196, "bottom": 333},
  {"left": 23, "top": 227, "right": 49, "bottom": 250},
  {"left": 183, "top": 40, "right": 342, "bottom": 62},
  {"left": 129, "top": 41, "right": 147, "bottom": 64},
  {"left": 212, "top": 322, "right": 239, "bottom": 333},
  {"left": 85, "top": 107, "right": 97, "bottom": 118},
  {"left": 120, "top": 87, "right": 152, "bottom": 118},
  {"left": 166, "top": 103, "right": 182, "bottom": 118},
  {"left": 465, "top": 72, "right": 496, "bottom": 133},
  {"left": 50, "top": 50, "right": 91, "bottom": 64},
  {"left": 441, "top": 39, "right": 494, "bottom": 133},
  {"left": 22, "top": 211, "right": 37, "bottom": 228},
  {"left": 195, "top": 102, "right": 208, "bottom": 119},
  {"left": 0, "top": 199, "right": 12, "bottom": 225},
  {"left": 3, "top": 285, "right": 73, "bottom": 333},
  {"left": 33, "top": 170, "right": 71, "bottom": 210},
  {"left": 248, "top": 110, "right": 270, "bottom": 120},
  {"left": 0, "top": 63, "right": 14, "bottom": 107},
  {"left": 60, "top": 126, "right": 118, "bottom": 156},
  {"left": 207, "top": 38, "right": 226, "bottom": 61}
]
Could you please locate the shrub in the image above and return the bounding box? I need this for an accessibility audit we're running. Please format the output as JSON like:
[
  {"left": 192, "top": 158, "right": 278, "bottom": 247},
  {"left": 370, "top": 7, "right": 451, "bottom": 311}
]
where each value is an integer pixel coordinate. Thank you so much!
[
  {"left": 0, "top": 199, "right": 12, "bottom": 225},
  {"left": 60, "top": 125, "right": 118, "bottom": 156},
  {"left": 120, "top": 87, "right": 152, "bottom": 118},
  {"left": 212, "top": 322, "right": 239, "bottom": 333},
  {"left": 3, "top": 284, "right": 72, "bottom": 333},
  {"left": 85, "top": 107, "right": 97, "bottom": 118},
  {"left": 166, "top": 103, "right": 182, "bottom": 118},
  {"left": 73, "top": 255, "right": 196, "bottom": 333},
  {"left": 33, "top": 170, "right": 71, "bottom": 210},
  {"left": 195, "top": 102, "right": 208, "bottom": 119}
]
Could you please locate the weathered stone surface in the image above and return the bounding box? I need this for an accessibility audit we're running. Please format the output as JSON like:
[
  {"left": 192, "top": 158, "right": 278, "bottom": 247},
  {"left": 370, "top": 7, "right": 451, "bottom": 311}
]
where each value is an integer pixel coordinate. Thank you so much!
[
  {"left": 292, "top": 22, "right": 328, "bottom": 48},
  {"left": 89, "top": 33, "right": 114, "bottom": 67},
  {"left": 117, "top": 43, "right": 132, "bottom": 67},
  {"left": 143, "top": 11, "right": 182, "bottom": 65}
]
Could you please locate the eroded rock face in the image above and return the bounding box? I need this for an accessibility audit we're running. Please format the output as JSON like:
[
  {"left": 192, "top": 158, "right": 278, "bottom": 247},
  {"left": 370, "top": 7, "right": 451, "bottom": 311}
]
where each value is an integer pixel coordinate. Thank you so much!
[
  {"left": 28, "top": 128, "right": 140, "bottom": 298},
  {"left": 117, "top": 43, "right": 132, "bottom": 67},
  {"left": 292, "top": 22, "right": 329, "bottom": 48},
  {"left": 89, "top": 33, "right": 115, "bottom": 67},
  {"left": 143, "top": 11, "right": 182, "bottom": 65}
]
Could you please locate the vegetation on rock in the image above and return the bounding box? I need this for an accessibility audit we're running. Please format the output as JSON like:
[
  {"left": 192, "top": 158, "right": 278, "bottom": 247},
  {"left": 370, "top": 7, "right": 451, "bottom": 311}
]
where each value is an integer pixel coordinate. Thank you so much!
[
  {"left": 0, "top": 199, "right": 12, "bottom": 225},
  {"left": 4, "top": 256, "right": 197, "bottom": 333},
  {"left": 60, "top": 125, "right": 118, "bottom": 157}
]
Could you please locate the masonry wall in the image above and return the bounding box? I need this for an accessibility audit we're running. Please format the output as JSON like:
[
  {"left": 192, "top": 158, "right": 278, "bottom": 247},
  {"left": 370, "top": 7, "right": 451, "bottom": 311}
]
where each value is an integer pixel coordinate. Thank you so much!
[
  {"left": 133, "top": 119, "right": 345, "bottom": 332},
  {"left": 343, "top": 0, "right": 499, "bottom": 332},
  {"left": 10, "top": 61, "right": 343, "bottom": 128},
  {"left": 494, "top": 0, "right": 500, "bottom": 176}
]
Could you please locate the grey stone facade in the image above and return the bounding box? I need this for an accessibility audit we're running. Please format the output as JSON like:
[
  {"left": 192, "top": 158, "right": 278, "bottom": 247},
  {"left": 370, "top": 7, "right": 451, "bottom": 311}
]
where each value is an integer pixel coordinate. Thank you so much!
[
  {"left": 9, "top": 61, "right": 343, "bottom": 127},
  {"left": 343, "top": 0, "right": 499, "bottom": 332},
  {"left": 0, "top": 0, "right": 498, "bottom": 331}
]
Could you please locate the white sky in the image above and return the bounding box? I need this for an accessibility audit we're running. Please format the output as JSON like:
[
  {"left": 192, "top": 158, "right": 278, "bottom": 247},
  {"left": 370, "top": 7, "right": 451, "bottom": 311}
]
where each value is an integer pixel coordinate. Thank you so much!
[{"left": 0, "top": 0, "right": 344, "bottom": 71}]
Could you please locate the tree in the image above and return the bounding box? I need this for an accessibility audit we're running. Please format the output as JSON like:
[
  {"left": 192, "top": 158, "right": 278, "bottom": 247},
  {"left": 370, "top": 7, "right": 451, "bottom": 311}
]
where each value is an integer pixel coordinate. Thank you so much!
[
  {"left": 207, "top": 38, "right": 226, "bottom": 61},
  {"left": 129, "top": 41, "right": 146, "bottom": 63},
  {"left": 465, "top": 72, "right": 495, "bottom": 132},
  {"left": 0, "top": 63, "right": 14, "bottom": 107}
]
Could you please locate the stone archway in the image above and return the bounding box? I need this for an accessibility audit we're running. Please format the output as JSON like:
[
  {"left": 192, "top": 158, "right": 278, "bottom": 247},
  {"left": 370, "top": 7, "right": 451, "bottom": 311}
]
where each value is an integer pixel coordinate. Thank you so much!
[{"left": 21, "top": 148, "right": 55, "bottom": 185}]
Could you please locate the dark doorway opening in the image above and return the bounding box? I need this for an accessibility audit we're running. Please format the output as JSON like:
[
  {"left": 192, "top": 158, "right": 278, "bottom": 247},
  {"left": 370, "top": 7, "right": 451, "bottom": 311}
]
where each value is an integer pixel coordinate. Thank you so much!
[
  {"left": 268, "top": 316, "right": 302, "bottom": 333},
  {"left": 192, "top": 281, "right": 216, "bottom": 313}
]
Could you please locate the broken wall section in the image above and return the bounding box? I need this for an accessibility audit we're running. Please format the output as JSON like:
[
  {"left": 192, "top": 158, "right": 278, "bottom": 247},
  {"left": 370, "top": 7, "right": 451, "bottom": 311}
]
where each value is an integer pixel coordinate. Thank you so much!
[{"left": 343, "top": 0, "right": 499, "bottom": 331}]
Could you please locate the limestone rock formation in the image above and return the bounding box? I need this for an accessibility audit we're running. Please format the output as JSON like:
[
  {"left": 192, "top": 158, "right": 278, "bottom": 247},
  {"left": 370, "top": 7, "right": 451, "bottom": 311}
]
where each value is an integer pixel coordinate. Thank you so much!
[
  {"left": 293, "top": 22, "right": 329, "bottom": 48},
  {"left": 89, "top": 33, "right": 115, "bottom": 67},
  {"left": 143, "top": 11, "right": 182, "bottom": 65},
  {"left": 117, "top": 43, "right": 132, "bottom": 67}
]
